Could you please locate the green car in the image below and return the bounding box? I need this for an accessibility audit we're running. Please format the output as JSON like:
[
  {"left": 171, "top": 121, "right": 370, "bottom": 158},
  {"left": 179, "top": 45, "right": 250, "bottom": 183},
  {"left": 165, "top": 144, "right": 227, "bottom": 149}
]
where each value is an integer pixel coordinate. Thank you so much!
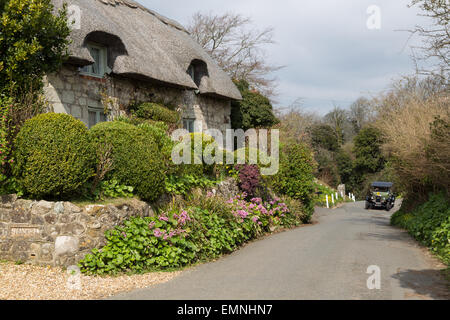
[{"left": 365, "top": 182, "right": 395, "bottom": 211}]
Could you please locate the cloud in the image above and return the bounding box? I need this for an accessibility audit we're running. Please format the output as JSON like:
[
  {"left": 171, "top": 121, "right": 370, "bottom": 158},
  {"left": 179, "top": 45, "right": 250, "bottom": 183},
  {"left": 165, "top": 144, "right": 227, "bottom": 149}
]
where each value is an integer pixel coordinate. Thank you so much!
[{"left": 141, "top": 0, "right": 432, "bottom": 113}]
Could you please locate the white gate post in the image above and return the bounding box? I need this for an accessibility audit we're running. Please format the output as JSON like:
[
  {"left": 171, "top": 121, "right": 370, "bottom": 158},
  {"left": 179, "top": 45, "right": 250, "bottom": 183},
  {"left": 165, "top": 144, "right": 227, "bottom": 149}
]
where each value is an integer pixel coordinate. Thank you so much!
[{"left": 326, "top": 195, "right": 329, "bottom": 208}]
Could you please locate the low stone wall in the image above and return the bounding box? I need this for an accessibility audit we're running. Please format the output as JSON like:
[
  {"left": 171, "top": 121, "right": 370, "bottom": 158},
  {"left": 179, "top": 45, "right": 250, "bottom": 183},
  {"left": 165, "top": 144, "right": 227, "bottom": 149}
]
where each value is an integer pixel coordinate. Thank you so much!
[
  {"left": 0, "top": 195, "right": 153, "bottom": 267},
  {"left": 0, "top": 178, "right": 240, "bottom": 268}
]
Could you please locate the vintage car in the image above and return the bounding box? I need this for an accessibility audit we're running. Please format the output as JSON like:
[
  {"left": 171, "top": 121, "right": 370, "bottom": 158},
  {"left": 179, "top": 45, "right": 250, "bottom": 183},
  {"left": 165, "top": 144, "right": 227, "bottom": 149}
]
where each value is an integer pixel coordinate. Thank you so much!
[{"left": 365, "top": 182, "right": 395, "bottom": 211}]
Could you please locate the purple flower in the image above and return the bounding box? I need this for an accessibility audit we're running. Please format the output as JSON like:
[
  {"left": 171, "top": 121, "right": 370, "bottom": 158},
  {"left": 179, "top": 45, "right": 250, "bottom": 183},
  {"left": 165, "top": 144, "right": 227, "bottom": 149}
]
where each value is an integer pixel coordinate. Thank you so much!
[
  {"left": 159, "top": 215, "right": 169, "bottom": 222},
  {"left": 153, "top": 228, "right": 163, "bottom": 238}
]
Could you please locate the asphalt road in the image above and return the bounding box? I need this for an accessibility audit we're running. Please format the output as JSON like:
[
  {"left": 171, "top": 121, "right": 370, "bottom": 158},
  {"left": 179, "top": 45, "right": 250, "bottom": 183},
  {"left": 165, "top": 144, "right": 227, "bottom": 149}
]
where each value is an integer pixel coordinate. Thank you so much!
[{"left": 112, "top": 201, "right": 449, "bottom": 300}]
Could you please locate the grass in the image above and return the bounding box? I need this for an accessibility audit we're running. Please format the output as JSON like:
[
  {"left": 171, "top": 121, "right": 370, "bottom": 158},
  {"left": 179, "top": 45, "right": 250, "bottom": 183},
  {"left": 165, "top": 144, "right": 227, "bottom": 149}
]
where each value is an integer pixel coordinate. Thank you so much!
[{"left": 69, "top": 196, "right": 141, "bottom": 207}]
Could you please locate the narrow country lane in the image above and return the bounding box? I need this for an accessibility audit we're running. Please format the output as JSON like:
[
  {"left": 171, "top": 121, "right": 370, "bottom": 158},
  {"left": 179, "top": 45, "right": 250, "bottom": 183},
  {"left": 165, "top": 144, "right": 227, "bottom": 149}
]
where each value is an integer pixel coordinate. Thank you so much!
[{"left": 111, "top": 202, "right": 449, "bottom": 300}]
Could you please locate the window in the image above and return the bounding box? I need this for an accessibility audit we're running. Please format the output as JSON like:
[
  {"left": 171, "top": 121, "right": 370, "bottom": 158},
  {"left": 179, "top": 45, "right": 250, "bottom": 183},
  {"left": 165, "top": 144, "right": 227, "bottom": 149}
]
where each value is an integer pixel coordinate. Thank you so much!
[
  {"left": 186, "top": 60, "right": 208, "bottom": 87},
  {"left": 187, "top": 65, "right": 195, "bottom": 82},
  {"left": 183, "top": 119, "right": 195, "bottom": 133},
  {"left": 80, "top": 44, "right": 107, "bottom": 78},
  {"left": 88, "top": 107, "right": 107, "bottom": 128}
]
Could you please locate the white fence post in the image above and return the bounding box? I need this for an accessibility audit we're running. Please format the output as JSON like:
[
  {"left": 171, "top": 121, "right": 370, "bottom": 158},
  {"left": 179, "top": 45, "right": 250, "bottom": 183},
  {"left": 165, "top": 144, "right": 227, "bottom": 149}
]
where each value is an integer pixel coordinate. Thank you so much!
[
  {"left": 331, "top": 194, "right": 335, "bottom": 205},
  {"left": 326, "top": 195, "right": 329, "bottom": 208}
]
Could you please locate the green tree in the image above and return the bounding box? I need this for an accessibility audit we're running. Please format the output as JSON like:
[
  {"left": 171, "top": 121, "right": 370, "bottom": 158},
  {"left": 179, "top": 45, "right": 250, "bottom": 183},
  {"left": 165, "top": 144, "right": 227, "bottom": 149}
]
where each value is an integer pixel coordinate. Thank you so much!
[
  {"left": 230, "top": 80, "right": 279, "bottom": 131},
  {"left": 335, "top": 149, "right": 353, "bottom": 185},
  {"left": 309, "top": 124, "right": 339, "bottom": 152},
  {"left": 0, "top": 0, "right": 71, "bottom": 95},
  {"left": 353, "top": 127, "right": 385, "bottom": 174}
]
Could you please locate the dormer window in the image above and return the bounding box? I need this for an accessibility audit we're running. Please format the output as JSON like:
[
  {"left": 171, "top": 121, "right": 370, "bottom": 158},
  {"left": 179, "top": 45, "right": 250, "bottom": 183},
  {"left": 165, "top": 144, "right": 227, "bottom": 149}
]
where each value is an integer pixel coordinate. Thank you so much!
[
  {"left": 186, "top": 60, "right": 208, "bottom": 88},
  {"left": 81, "top": 43, "right": 108, "bottom": 78}
]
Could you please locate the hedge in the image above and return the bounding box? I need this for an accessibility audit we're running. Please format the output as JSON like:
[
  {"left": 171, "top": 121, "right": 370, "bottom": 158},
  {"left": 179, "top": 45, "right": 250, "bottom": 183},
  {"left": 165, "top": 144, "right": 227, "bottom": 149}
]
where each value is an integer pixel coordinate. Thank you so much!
[
  {"left": 89, "top": 121, "right": 165, "bottom": 202},
  {"left": 13, "top": 113, "right": 94, "bottom": 198}
]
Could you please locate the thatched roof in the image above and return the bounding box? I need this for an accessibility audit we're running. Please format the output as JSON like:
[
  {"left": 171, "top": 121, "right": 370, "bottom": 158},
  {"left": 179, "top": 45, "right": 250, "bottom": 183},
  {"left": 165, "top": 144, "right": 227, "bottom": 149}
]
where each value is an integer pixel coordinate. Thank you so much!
[{"left": 52, "top": 0, "right": 241, "bottom": 100}]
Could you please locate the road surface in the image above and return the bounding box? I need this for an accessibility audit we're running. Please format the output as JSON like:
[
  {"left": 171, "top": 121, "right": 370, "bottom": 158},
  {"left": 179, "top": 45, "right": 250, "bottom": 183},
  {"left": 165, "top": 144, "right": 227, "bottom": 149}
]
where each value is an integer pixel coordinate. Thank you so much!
[{"left": 112, "top": 201, "right": 449, "bottom": 300}]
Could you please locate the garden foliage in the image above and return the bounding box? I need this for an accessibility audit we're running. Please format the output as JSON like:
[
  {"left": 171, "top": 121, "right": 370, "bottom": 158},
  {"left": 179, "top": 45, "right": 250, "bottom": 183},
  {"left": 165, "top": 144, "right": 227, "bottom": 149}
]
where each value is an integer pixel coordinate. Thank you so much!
[
  {"left": 79, "top": 193, "right": 303, "bottom": 275},
  {"left": 89, "top": 121, "right": 165, "bottom": 202},
  {"left": 270, "top": 141, "right": 316, "bottom": 214},
  {"left": 13, "top": 113, "right": 94, "bottom": 198},
  {"left": 391, "top": 193, "right": 449, "bottom": 265}
]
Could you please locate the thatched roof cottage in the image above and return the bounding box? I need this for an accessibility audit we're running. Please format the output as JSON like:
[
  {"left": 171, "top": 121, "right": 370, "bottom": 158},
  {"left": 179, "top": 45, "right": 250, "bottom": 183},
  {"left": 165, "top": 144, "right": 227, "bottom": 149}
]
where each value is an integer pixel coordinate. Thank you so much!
[{"left": 44, "top": 0, "right": 241, "bottom": 133}]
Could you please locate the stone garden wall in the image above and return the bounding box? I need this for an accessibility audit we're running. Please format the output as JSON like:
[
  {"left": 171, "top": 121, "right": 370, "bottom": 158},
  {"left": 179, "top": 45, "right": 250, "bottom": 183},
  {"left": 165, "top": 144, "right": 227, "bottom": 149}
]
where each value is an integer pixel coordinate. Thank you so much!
[
  {"left": 0, "top": 195, "right": 153, "bottom": 267},
  {"left": 0, "top": 178, "right": 240, "bottom": 267}
]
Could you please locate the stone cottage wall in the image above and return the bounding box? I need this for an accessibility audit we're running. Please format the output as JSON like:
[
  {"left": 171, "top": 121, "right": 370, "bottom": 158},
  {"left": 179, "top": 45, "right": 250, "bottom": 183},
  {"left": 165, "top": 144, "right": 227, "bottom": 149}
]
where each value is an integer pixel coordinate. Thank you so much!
[
  {"left": 0, "top": 195, "right": 153, "bottom": 267},
  {"left": 43, "top": 65, "right": 232, "bottom": 134}
]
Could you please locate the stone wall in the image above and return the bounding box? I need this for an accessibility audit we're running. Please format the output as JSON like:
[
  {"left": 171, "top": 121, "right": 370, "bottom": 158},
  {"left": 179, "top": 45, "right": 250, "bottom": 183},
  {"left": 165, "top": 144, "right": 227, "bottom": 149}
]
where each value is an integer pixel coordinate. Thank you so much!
[
  {"left": 0, "top": 178, "right": 241, "bottom": 268},
  {"left": 43, "top": 65, "right": 232, "bottom": 134},
  {"left": 0, "top": 195, "right": 153, "bottom": 267}
]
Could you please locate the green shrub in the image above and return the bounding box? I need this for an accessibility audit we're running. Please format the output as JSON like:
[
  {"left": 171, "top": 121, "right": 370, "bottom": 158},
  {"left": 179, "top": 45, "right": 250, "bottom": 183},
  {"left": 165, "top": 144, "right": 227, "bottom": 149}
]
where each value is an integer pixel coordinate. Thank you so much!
[
  {"left": 132, "top": 102, "right": 180, "bottom": 124},
  {"left": 79, "top": 214, "right": 198, "bottom": 275},
  {"left": 269, "top": 141, "right": 316, "bottom": 214},
  {"left": 391, "top": 193, "right": 450, "bottom": 265},
  {"left": 230, "top": 80, "right": 279, "bottom": 130},
  {"left": 89, "top": 121, "right": 165, "bottom": 202},
  {"left": 175, "top": 132, "right": 218, "bottom": 177},
  {"left": 13, "top": 113, "right": 94, "bottom": 198},
  {"left": 165, "top": 175, "right": 219, "bottom": 196},
  {"left": 94, "top": 179, "right": 134, "bottom": 200},
  {"left": 79, "top": 193, "right": 305, "bottom": 275}
]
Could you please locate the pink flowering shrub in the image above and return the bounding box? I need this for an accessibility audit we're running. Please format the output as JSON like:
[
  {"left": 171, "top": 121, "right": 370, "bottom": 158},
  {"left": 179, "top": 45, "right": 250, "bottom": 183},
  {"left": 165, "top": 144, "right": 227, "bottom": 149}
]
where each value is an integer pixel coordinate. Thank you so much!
[
  {"left": 80, "top": 193, "right": 304, "bottom": 275},
  {"left": 79, "top": 211, "right": 198, "bottom": 275},
  {"left": 227, "top": 194, "right": 297, "bottom": 230}
]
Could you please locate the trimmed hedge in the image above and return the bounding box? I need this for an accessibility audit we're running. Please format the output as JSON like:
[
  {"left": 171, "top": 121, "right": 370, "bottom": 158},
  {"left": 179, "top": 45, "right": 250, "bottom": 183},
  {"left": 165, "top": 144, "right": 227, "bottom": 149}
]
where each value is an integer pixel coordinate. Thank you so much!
[
  {"left": 132, "top": 102, "right": 180, "bottom": 124},
  {"left": 269, "top": 141, "right": 317, "bottom": 214},
  {"left": 89, "top": 121, "right": 165, "bottom": 202},
  {"left": 13, "top": 113, "right": 94, "bottom": 198}
]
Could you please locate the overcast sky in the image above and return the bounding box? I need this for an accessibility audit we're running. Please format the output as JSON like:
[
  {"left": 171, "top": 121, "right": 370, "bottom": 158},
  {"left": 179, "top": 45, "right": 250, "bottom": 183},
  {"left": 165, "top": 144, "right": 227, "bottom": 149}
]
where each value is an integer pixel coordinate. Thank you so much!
[{"left": 141, "top": 0, "right": 430, "bottom": 115}]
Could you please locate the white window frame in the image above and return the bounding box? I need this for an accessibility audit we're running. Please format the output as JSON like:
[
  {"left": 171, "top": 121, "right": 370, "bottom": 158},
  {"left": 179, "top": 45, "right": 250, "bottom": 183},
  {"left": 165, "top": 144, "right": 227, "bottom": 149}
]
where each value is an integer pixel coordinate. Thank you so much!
[
  {"left": 183, "top": 118, "right": 196, "bottom": 133},
  {"left": 80, "top": 43, "right": 108, "bottom": 78},
  {"left": 88, "top": 107, "right": 106, "bottom": 128}
]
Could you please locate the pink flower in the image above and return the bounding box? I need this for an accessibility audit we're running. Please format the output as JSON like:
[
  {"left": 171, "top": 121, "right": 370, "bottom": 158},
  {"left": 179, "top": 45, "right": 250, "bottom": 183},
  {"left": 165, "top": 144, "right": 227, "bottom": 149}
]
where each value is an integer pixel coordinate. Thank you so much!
[
  {"left": 252, "top": 216, "right": 259, "bottom": 223},
  {"left": 159, "top": 215, "right": 169, "bottom": 222},
  {"left": 153, "top": 228, "right": 163, "bottom": 238}
]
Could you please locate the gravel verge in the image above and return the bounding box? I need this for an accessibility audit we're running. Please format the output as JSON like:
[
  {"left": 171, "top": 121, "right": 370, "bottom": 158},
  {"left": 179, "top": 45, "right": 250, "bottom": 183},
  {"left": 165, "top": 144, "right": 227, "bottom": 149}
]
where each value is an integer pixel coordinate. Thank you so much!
[{"left": 0, "top": 261, "right": 180, "bottom": 300}]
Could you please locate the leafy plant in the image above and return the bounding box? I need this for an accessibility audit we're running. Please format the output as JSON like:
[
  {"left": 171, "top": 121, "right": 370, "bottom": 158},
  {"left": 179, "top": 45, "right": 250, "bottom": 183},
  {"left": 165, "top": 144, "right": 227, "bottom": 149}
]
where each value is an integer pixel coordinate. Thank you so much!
[
  {"left": 13, "top": 113, "right": 95, "bottom": 199},
  {"left": 79, "top": 212, "right": 198, "bottom": 275},
  {"left": 269, "top": 141, "right": 317, "bottom": 214},
  {"left": 391, "top": 192, "right": 449, "bottom": 265},
  {"left": 230, "top": 79, "right": 279, "bottom": 130},
  {"left": 0, "top": 0, "right": 71, "bottom": 96},
  {"left": 131, "top": 102, "right": 180, "bottom": 124},
  {"left": 89, "top": 121, "right": 166, "bottom": 202},
  {"left": 95, "top": 179, "right": 134, "bottom": 200},
  {"left": 79, "top": 192, "right": 307, "bottom": 275},
  {"left": 165, "top": 175, "right": 219, "bottom": 196}
]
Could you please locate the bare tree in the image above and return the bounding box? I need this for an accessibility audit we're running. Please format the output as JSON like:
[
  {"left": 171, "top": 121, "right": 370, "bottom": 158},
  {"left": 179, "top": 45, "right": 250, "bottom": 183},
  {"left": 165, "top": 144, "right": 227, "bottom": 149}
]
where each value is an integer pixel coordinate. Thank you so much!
[
  {"left": 348, "top": 97, "right": 373, "bottom": 134},
  {"left": 409, "top": 0, "right": 449, "bottom": 79},
  {"left": 187, "top": 12, "right": 283, "bottom": 97},
  {"left": 324, "top": 106, "right": 349, "bottom": 145}
]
